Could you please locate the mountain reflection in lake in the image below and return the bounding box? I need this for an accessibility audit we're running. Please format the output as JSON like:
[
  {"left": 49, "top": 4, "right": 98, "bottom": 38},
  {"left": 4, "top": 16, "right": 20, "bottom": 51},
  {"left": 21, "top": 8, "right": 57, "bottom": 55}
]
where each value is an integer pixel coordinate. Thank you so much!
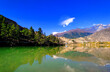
[{"left": 0, "top": 46, "right": 110, "bottom": 72}]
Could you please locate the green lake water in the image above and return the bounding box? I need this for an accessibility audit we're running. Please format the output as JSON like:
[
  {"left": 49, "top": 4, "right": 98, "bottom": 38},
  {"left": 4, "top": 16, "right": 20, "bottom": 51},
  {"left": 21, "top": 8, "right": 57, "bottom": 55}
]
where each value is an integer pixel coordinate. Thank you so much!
[{"left": 0, "top": 46, "right": 110, "bottom": 72}]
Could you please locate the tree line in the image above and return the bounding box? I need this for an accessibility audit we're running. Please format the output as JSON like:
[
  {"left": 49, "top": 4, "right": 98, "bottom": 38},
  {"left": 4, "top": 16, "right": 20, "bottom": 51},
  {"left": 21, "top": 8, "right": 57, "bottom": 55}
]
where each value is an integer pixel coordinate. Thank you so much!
[{"left": 0, "top": 15, "right": 62, "bottom": 46}]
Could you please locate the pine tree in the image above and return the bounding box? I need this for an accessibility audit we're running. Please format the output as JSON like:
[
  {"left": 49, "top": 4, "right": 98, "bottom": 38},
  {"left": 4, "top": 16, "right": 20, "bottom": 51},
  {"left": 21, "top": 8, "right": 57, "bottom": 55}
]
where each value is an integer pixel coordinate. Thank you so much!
[
  {"left": 0, "top": 15, "right": 3, "bottom": 35},
  {"left": 38, "top": 28, "right": 42, "bottom": 35},
  {"left": 9, "top": 23, "right": 16, "bottom": 38},
  {"left": 1, "top": 23, "right": 7, "bottom": 38},
  {"left": 0, "top": 15, "right": 3, "bottom": 23},
  {"left": 6, "top": 24, "right": 11, "bottom": 37},
  {"left": 0, "top": 16, "right": 6, "bottom": 37},
  {"left": 29, "top": 26, "right": 35, "bottom": 39},
  {"left": 37, "top": 28, "right": 43, "bottom": 39},
  {"left": 15, "top": 25, "right": 20, "bottom": 39}
]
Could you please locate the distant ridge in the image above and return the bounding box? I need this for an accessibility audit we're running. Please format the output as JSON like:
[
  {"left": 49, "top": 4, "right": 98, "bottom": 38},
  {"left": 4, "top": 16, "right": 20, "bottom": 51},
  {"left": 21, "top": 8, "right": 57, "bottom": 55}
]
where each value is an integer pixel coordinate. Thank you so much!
[
  {"left": 54, "top": 24, "right": 110, "bottom": 39},
  {"left": 83, "top": 24, "right": 110, "bottom": 33},
  {"left": 54, "top": 28, "right": 92, "bottom": 39}
]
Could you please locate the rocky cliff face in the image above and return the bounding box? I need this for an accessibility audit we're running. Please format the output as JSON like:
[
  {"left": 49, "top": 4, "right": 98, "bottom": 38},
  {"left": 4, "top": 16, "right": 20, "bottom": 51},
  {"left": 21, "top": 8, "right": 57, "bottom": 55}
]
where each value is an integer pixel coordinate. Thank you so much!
[
  {"left": 85, "top": 27, "right": 110, "bottom": 42},
  {"left": 72, "top": 27, "right": 110, "bottom": 43}
]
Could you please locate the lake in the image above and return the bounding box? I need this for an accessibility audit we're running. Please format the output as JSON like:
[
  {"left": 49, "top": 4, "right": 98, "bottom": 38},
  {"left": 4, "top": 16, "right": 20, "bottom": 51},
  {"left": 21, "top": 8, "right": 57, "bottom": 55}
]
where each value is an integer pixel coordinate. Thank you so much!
[{"left": 0, "top": 46, "right": 110, "bottom": 72}]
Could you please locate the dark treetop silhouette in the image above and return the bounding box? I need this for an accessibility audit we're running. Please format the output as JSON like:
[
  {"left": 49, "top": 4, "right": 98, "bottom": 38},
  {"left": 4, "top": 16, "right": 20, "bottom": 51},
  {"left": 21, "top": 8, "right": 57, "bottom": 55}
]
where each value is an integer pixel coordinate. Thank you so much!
[{"left": 0, "top": 15, "right": 63, "bottom": 46}]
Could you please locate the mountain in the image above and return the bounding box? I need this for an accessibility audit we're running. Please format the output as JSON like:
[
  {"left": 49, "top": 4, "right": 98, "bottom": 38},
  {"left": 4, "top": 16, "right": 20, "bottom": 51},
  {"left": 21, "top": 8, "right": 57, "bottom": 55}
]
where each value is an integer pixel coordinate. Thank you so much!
[
  {"left": 54, "top": 24, "right": 110, "bottom": 39},
  {"left": 0, "top": 15, "right": 24, "bottom": 30},
  {"left": 83, "top": 24, "right": 110, "bottom": 32},
  {"left": 85, "top": 27, "right": 110, "bottom": 42},
  {"left": 54, "top": 29, "right": 93, "bottom": 39}
]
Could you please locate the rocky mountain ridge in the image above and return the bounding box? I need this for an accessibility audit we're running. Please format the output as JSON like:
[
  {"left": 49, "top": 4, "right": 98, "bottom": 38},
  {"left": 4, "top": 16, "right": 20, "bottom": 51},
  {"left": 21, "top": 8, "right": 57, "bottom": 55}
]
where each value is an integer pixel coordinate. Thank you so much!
[
  {"left": 73, "top": 27, "right": 110, "bottom": 42},
  {"left": 85, "top": 27, "right": 110, "bottom": 42},
  {"left": 54, "top": 24, "right": 110, "bottom": 39}
]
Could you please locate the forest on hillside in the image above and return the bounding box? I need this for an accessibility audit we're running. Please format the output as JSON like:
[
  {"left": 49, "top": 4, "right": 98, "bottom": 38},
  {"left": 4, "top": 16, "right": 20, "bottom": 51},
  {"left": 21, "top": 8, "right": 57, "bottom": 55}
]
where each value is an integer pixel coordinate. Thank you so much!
[{"left": 0, "top": 15, "right": 63, "bottom": 46}]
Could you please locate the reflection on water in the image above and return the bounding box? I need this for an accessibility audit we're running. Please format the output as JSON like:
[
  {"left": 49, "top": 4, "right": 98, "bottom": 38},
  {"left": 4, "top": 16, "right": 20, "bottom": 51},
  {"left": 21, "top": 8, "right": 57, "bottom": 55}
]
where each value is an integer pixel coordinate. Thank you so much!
[{"left": 0, "top": 46, "right": 110, "bottom": 72}]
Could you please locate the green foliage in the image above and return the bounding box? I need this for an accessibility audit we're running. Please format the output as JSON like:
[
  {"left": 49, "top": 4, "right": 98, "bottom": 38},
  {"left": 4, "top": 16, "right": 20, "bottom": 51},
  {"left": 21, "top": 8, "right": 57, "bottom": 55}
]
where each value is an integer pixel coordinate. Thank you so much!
[
  {"left": 9, "top": 23, "right": 16, "bottom": 38},
  {"left": 39, "top": 35, "right": 47, "bottom": 45},
  {"left": 0, "top": 16, "right": 61, "bottom": 46},
  {"left": 15, "top": 25, "right": 20, "bottom": 39},
  {"left": 48, "top": 34, "right": 59, "bottom": 44},
  {"left": 37, "top": 27, "right": 43, "bottom": 39},
  {"left": 6, "top": 24, "right": 11, "bottom": 37},
  {"left": 34, "top": 28, "right": 61, "bottom": 45},
  {"left": 21, "top": 28, "right": 29, "bottom": 36},
  {"left": 29, "top": 26, "right": 35, "bottom": 39},
  {"left": 0, "top": 16, "right": 2, "bottom": 36},
  {"left": 0, "top": 15, "right": 3, "bottom": 23},
  {"left": 38, "top": 28, "right": 42, "bottom": 35},
  {"left": 1, "top": 23, "right": 7, "bottom": 37},
  {"left": 35, "top": 28, "right": 45, "bottom": 45}
]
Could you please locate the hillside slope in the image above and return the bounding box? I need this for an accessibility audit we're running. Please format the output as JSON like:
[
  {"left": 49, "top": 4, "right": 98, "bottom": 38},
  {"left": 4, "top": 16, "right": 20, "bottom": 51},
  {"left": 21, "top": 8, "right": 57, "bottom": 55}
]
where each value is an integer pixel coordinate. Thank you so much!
[
  {"left": 0, "top": 15, "right": 24, "bottom": 30},
  {"left": 55, "top": 29, "right": 92, "bottom": 39},
  {"left": 85, "top": 27, "right": 110, "bottom": 42}
]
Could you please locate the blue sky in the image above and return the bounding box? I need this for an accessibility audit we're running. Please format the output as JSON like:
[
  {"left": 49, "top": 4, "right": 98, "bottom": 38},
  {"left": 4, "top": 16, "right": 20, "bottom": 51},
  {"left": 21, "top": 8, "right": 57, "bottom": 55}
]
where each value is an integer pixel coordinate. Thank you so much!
[{"left": 1, "top": 0, "right": 110, "bottom": 35}]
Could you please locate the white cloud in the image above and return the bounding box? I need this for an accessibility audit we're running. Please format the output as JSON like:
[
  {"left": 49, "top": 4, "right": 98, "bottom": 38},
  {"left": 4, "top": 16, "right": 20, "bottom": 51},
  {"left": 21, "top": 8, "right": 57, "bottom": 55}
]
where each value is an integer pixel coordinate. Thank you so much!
[
  {"left": 61, "top": 17, "right": 75, "bottom": 27},
  {"left": 52, "top": 30, "right": 67, "bottom": 35},
  {"left": 52, "top": 32, "right": 59, "bottom": 35}
]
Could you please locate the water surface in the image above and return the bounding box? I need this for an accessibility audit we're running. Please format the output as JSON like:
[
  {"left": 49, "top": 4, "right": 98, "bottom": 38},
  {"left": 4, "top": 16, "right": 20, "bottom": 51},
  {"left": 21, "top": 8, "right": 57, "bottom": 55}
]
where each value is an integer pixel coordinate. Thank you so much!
[{"left": 0, "top": 46, "right": 110, "bottom": 72}]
